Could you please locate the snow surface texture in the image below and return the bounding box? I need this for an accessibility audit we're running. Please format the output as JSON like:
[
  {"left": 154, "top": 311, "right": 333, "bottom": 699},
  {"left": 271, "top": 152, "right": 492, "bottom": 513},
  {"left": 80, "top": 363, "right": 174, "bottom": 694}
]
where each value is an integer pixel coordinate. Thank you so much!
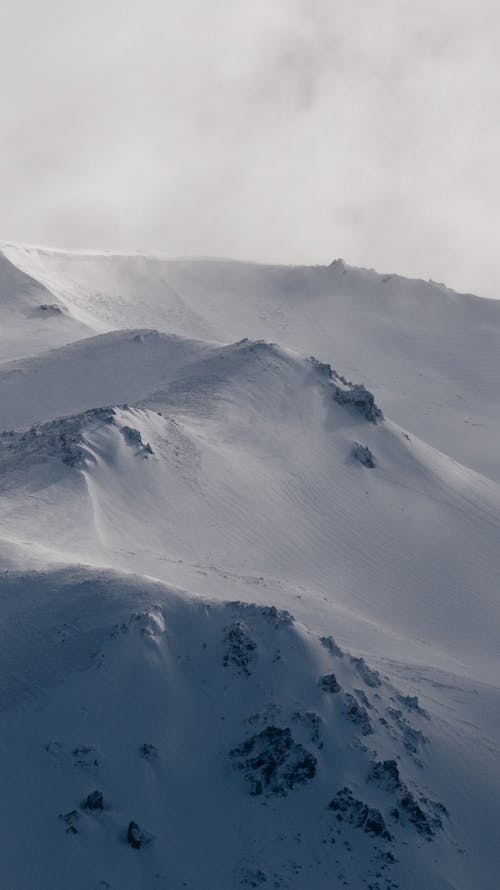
[{"left": 0, "top": 245, "right": 499, "bottom": 889}]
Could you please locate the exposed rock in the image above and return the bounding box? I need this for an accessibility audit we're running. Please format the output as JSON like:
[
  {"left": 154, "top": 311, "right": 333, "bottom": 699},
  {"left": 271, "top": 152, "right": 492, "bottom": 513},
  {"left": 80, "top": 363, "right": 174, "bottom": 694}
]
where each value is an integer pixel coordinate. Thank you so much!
[
  {"left": 343, "top": 693, "right": 373, "bottom": 735},
  {"left": 226, "top": 602, "right": 294, "bottom": 629},
  {"left": 112, "top": 606, "right": 165, "bottom": 639},
  {"left": 120, "top": 426, "right": 154, "bottom": 456},
  {"left": 309, "top": 357, "right": 383, "bottom": 421},
  {"left": 369, "top": 760, "right": 446, "bottom": 839},
  {"left": 309, "top": 356, "right": 335, "bottom": 379},
  {"left": 82, "top": 789, "right": 104, "bottom": 811},
  {"left": 121, "top": 426, "right": 143, "bottom": 446},
  {"left": 34, "top": 303, "right": 63, "bottom": 316},
  {"left": 396, "top": 694, "right": 429, "bottom": 718},
  {"left": 230, "top": 726, "right": 317, "bottom": 796},
  {"left": 246, "top": 703, "right": 282, "bottom": 727},
  {"left": 292, "top": 710, "right": 323, "bottom": 746},
  {"left": 386, "top": 707, "right": 427, "bottom": 754},
  {"left": 333, "top": 382, "right": 383, "bottom": 423},
  {"left": 352, "top": 442, "right": 376, "bottom": 468},
  {"left": 127, "top": 820, "right": 152, "bottom": 849},
  {"left": 318, "top": 673, "right": 341, "bottom": 694},
  {"left": 369, "top": 760, "right": 403, "bottom": 794},
  {"left": 319, "top": 635, "right": 344, "bottom": 658},
  {"left": 0, "top": 407, "right": 115, "bottom": 471},
  {"left": 350, "top": 657, "right": 381, "bottom": 688},
  {"left": 354, "top": 688, "right": 371, "bottom": 709},
  {"left": 328, "top": 788, "right": 392, "bottom": 841},
  {"left": 399, "top": 794, "right": 444, "bottom": 839},
  {"left": 139, "top": 743, "right": 158, "bottom": 761},
  {"left": 72, "top": 745, "right": 99, "bottom": 768},
  {"left": 59, "top": 809, "right": 79, "bottom": 834},
  {"left": 223, "top": 622, "right": 257, "bottom": 676}
]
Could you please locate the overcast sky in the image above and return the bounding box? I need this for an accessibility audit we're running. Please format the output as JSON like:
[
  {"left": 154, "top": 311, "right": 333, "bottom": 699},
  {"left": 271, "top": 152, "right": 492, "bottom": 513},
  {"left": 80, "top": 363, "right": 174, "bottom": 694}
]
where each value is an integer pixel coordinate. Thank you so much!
[{"left": 1, "top": 0, "right": 499, "bottom": 297}]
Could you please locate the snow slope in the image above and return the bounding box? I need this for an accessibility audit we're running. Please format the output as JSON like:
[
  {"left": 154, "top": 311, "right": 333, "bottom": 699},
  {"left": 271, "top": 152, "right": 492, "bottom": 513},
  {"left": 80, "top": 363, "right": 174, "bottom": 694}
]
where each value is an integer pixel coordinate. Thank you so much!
[
  {"left": 0, "top": 245, "right": 499, "bottom": 889},
  {"left": 3, "top": 243, "right": 500, "bottom": 481}
]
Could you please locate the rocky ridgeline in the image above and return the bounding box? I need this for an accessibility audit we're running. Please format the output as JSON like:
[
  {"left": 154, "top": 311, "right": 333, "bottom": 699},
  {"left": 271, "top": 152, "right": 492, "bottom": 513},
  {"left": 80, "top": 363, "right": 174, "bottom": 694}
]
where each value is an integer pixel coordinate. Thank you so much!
[
  {"left": 369, "top": 760, "right": 446, "bottom": 838},
  {"left": 0, "top": 407, "right": 115, "bottom": 471},
  {"left": 0, "top": 406, "right": 155, "bottom": 473},
  {"left": 309, "top": 356, "right": 384, "bottom": 422},
  {"left": 328, "top": 787, "right": 392, "bottom": 841}
]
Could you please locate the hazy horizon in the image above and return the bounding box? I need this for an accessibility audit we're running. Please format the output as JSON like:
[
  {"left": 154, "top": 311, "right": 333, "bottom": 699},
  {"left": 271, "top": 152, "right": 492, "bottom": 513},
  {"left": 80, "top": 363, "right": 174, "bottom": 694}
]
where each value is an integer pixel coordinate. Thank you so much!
[{"left": 1, "top": 0, "right": 499, "bottom": 299}]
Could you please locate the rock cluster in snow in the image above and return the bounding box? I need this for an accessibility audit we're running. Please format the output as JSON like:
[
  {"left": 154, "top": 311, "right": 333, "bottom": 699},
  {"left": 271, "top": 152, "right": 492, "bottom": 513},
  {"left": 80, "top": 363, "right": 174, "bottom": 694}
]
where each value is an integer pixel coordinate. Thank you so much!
[{"left": 230, "top": 725, "right": 317, "bottom": 796}]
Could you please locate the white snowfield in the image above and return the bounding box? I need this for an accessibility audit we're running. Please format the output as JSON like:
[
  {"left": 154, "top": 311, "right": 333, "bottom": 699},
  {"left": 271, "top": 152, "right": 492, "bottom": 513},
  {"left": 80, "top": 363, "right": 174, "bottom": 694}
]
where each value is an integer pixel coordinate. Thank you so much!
[{"left": 0, "top": 245, "right": 499, "bottom": 890}]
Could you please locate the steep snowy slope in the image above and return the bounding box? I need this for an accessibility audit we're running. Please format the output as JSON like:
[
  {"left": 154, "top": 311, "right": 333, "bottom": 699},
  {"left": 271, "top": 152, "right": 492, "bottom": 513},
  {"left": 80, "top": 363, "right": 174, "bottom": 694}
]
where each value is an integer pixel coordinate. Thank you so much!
[
  {"left": 1, "top": 567, "right": 498, "bottom": 890},
  {"left": 0, "top": 245, "right": 499, "bottom": 889},
  {"left": 3, "top": 243, "right": 500, "bottom": 481},
  {"left": 1, "top": 334, "right": 499, "bottom": 685}
]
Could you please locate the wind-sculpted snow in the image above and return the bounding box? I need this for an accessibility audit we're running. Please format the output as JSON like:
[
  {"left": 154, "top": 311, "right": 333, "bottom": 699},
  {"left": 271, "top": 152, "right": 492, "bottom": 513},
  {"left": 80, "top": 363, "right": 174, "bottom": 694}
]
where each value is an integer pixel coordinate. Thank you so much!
[
  {"left": 0, "top": 245, "right": 499, "bottom": 888},
  {"left": 0, "top": 248, "right": 90, "bottom": 361},
  {"left": 0, "top": 406, "right": 116, "bottom": 473},
  {"left": 5, "top": 244, "right": 500, "bottom": 477}
]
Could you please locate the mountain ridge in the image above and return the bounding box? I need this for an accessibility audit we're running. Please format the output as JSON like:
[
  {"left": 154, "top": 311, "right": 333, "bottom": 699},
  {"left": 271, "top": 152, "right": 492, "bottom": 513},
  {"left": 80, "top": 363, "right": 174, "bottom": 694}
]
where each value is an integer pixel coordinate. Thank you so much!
[{"left": 0, "top": 243, "right": 499, "bottom": 889}]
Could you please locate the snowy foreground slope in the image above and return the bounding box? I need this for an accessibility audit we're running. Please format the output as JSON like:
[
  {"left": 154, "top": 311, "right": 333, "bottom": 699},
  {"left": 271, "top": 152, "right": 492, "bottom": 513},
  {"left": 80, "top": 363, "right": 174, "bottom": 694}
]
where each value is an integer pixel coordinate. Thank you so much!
[{"left": 0, "top": 246, "right": 499, "bottom": 889}]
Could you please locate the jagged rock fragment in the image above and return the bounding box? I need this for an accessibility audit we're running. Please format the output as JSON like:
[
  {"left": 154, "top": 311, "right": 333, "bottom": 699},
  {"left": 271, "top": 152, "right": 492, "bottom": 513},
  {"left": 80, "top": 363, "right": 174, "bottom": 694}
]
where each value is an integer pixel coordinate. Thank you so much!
[
  {"left": 369, "top": 760, "right": 446, "bottom": 839},
  {"left": 223, "top": 622, "right": 257, "bottom": 676},
  {"left": 386, "top": 707, "right": 427, "bottom": 753},
  {"left": 333, "top": 382, "right": 383, "bottom": 422},
  {"left": 396, "top": 694, "right": 428, "bottom": 718},
  {"left": 59, "top": 810, "right": 79, "bottom": 834},
  {"left": 328, "top": 788, "right": 392, "bottom": 840},
  {"left": 72, "top": 745, "right": 99, "bottom": 768},
  {"left": 230, "top": 726, "right": 317, "bottom": 796},
  {"left": 127, "top": 820, "right": 151, "bottom": 849},
  {"left": 320, "top": 635, "right": 344, "bottom": 657},
  {"left": 350, "top": 656, "right": 381, "bottom": 687},
  {"left": 318, "top": 673, "right": 341, "bottom": 694},
  {"left": 343, "top": 693, "right": 373, "bottom": 735},
  {"left": 82, "top": 789, "right": 104, "bottom": 811},
  {"left": 139, "top": 743, "right": 158, "bottom": 761},
  {"left": 352, "top": 442, "right": 376, "bottom": 468},
  {"left": 292, "top": 710, "right": 323, "bottom": 746},
  {"left": 369, "top": 760, "right": 403, "bottom": 794}
]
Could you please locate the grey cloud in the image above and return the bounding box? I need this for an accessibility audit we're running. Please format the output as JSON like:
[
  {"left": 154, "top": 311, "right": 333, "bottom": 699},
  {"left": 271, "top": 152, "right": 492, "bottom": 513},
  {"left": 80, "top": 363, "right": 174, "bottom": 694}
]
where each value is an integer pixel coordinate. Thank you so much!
[{"left": 1, "top": 0, "right": 499, "bottom": 297}]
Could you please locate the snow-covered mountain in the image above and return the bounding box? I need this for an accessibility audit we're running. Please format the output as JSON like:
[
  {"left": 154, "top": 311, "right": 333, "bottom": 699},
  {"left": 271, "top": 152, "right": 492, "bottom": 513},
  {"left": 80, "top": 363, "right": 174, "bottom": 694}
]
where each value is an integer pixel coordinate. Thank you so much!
[{"left": 1, "top": 244, "right": 499, "bottom": 889}]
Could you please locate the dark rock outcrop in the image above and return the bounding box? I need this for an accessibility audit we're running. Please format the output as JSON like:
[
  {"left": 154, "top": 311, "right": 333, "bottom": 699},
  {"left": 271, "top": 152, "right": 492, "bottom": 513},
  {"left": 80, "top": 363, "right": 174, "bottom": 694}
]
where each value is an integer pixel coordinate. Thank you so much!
[
  {"left": 352, "top": 442, "right": 376, "bottom": 468},
  {"left": 127, "top": 820, "right": 151, "bottom": 849},
  {"left": 369, "top": 759, "right": 446, "bottom": 839},
  {"left": 82, "top": 789, "right": 104, "bottom": 811},
  {"left": 343, "top": 693, "right": 373, "bottom": 735},
  {"left": 59, "top": 809, "right": 79, "bottom": 834},
  {"left": 328, "top": 788, "right": 392, "bottom": 841},
  {"left": 223, "top": 622, "right": 257, "bottom": 676},
  {"left": 230, "top": 726, "right": 317, "bottom": 796},
  {"left": 334, "top": 383, "right": 383, "bottom": 423},
  {"left": 318, "top": 673, "right": 341, "bottom": 694},
  {"left": 319, "top": 635, "right": 344, "bottom": 657},
  {"left": 350, "top": 657, "right": 381, "bottom": 688},
  {"left": 139, "top": 743, "right": 158, "bottom": 761}
]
